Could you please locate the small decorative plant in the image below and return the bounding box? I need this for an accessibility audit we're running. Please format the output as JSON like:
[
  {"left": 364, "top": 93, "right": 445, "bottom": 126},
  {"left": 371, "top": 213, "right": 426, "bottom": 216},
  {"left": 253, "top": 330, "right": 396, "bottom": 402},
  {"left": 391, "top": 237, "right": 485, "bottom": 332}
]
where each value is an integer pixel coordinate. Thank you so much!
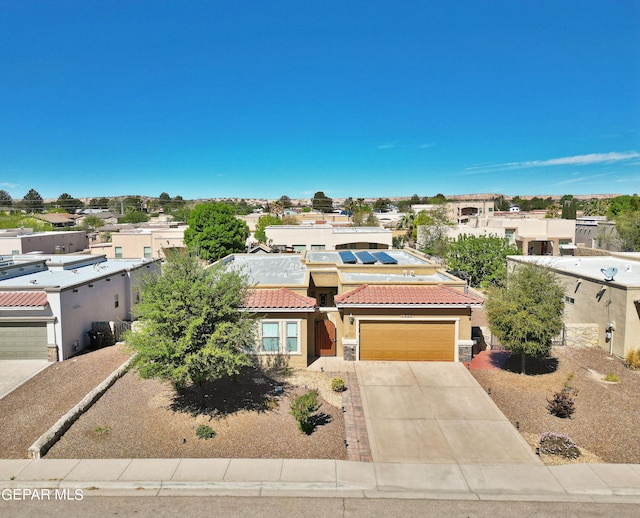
[
  {"left": 625, "top": 349, "right": 640, "bottom": 370},
  {"left": 331, "top": 377, "right": 346, "bottom": 392},
  {"left": 539, "top": 432, "right": 581, "bottom": 459},
  {"left": 94, "top": 426, "right": 109, "bottom": 436},
  {"left": 289, "top": 389, "right": 319, "bottom": 434},
  {"left": 602, "top": 372, "right": 620, "bottom": 383},
  {"left": 547, "top": 387, "right": 577, "bottom": 418},
  {"left": 195, "top": 424, "right": 216, "bottom": 440}
]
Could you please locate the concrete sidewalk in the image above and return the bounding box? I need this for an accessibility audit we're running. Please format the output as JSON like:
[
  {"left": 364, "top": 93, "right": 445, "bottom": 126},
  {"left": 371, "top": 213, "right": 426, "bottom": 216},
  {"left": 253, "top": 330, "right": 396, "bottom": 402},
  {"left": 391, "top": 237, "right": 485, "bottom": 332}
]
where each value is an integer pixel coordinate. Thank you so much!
[{"left": 1, "top": 458, "right": 639, "bottom": 503}]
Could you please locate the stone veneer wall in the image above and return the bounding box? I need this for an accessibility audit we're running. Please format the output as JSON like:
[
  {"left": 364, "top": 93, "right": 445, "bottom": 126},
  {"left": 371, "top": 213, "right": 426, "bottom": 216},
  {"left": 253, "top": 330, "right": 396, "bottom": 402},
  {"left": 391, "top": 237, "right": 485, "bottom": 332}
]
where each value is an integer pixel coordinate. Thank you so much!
[
  {"left": 343, "top": 344, "right": 356, "bottom": 361},
  {"left": 564, "top": 323, "right": 599, "bottom": 348}
]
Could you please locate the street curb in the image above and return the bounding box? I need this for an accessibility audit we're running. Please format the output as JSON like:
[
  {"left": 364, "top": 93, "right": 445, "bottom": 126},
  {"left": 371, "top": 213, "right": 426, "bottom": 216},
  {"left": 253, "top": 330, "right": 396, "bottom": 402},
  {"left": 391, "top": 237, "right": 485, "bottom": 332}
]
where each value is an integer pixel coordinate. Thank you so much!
[{"left": 27, "top": 355, "right": 135, "bottom": 459}]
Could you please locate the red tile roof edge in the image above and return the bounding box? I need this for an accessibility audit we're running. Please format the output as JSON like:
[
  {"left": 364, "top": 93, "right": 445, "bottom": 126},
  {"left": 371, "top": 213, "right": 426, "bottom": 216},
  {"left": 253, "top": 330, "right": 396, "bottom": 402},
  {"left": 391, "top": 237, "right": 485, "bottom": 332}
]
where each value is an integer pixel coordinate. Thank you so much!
[
  {"left": 244, "top": 288, "right": 317, "bottom": 310},
  {"left": 0, "top": 291, "right": 49, "bottom": 308},
  {"left": 334, "top": 284, "right": 484, "bottom": 306}
]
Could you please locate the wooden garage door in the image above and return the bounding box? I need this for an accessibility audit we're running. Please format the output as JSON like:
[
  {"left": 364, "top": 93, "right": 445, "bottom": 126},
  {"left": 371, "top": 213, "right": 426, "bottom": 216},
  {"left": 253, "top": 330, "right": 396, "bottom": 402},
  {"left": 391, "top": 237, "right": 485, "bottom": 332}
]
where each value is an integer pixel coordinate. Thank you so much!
[
  {"left": 359, "top": 321, "right": 455, "bottom": 361},
  {"left": 0, "top": 323, "right": 48, "bottom": 359}
]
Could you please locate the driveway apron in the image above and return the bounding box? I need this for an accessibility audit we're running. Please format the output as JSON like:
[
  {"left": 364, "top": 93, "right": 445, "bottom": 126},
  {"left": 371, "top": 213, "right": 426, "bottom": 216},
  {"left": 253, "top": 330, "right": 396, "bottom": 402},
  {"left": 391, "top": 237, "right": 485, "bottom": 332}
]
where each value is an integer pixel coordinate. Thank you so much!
[{"left": 356, "top": 361, "right": 541, "bottom": 465}]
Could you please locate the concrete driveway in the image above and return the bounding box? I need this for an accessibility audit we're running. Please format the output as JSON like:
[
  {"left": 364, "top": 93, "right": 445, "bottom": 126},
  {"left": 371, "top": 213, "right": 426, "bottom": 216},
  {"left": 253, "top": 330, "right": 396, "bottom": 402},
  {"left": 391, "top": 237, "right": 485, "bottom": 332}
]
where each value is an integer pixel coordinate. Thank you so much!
[
  {"left": 0, "top": 360, "right": 50, "bottom": 400},
  {"left": 356, "top": 361, "right": 541, "bottom": 465}
]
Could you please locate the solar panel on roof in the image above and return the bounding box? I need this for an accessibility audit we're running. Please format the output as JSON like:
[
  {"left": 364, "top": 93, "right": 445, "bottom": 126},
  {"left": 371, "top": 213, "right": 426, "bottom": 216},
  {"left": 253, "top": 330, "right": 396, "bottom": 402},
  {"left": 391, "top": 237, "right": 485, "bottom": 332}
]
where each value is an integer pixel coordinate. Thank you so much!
[
  {"left": 355, "top": 251, "right": 377, "bottom": 264},
  {"left": 338, "top": 251, "right": 357, "bottom": 264},
  {"left": 372, "top": 251, "right": 397, "bottom": 264}
]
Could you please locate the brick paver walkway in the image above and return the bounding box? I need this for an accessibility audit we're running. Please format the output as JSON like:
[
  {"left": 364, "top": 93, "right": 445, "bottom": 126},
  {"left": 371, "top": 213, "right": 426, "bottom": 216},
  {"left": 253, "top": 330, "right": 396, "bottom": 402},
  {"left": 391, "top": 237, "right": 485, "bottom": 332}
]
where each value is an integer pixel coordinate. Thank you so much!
[{"left": 327, "top": 371, "right": 372, "bottom": 462}]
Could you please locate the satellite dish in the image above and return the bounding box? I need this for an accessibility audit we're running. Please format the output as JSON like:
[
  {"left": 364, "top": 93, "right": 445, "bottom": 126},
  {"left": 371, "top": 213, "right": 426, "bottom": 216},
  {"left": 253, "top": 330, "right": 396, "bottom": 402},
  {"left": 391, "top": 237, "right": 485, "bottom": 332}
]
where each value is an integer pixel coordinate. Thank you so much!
[{"left": 601, "top": 267, "right": 618, "bottom": 281}]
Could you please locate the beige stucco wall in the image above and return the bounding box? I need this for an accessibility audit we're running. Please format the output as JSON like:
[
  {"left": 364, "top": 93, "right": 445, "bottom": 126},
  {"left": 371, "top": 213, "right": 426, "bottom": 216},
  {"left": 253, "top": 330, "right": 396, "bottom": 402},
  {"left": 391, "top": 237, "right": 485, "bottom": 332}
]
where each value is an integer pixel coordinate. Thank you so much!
[
  {"left": 265, "top": 225, "right": 392, "bottom": 251},
  {"left": 0, "top": 232, "right": 88, "bottom": 255},
  {"left": 252, "top": 310, "right": 313, "bottom": 369},
  {"left": 91, "top": 228, "right": 186, "bottom": 259}
]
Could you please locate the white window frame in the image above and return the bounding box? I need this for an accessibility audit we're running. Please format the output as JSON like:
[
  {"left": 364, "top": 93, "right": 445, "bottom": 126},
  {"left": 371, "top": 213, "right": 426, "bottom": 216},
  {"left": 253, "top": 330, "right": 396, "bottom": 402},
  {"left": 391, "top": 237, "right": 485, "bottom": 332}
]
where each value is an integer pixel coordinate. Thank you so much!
[
  {"left": 256, "top": 319, "right": 302, "bottom": 355},
  {"left": 143, "top": 246, "right": 152, "bottom": 258},
  {"left": 115, "top": 246, "right": 123, "bottom": 259}
]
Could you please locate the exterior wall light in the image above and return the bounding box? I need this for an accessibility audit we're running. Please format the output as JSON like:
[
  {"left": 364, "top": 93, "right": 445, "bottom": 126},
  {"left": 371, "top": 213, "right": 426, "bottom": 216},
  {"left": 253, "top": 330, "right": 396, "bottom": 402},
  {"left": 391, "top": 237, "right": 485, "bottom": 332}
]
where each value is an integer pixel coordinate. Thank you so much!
[{"left": 349, "top": 313, "right": 354, "bottom": 325}]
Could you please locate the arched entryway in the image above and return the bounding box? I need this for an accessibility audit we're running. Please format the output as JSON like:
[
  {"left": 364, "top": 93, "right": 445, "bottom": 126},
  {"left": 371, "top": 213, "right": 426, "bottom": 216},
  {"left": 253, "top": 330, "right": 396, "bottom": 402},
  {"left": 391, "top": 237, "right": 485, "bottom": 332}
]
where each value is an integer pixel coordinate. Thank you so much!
[{"left": 315, "top": 319, "right": 336, "bottom": 356}]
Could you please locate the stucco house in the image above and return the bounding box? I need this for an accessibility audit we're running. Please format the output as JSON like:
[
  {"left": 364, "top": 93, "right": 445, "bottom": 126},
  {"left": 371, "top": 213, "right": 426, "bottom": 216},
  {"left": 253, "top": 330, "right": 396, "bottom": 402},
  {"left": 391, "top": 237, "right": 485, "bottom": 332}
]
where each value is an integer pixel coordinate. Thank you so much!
[
  {"left": 89, "top": 225, "right": 187, "bottom": 259},
  {"left": 0, "top": 254, "right": 160, "bottom": 361},
  {"left": 0, "top": 230, "right": 88, "bottom": 255},
  {"left": 442, "top": 217, "right": 576, "bottom": 256},
  {"left": 507, "top": 254, "right": 640, "bottom": 358},
  {"left": 264, "top": 224, "right": 393, "bottom": 252},
  {"left": 221, "top": 249, "right": 483, "bottom": 367}
]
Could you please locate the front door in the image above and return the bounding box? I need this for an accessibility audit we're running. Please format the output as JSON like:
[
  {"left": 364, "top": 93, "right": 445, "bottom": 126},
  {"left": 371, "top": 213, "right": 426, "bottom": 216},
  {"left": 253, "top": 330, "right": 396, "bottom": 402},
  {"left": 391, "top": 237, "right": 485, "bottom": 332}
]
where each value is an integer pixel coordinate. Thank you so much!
[{"left": 315, "top": 320, "right": 336, "bottom": 356}]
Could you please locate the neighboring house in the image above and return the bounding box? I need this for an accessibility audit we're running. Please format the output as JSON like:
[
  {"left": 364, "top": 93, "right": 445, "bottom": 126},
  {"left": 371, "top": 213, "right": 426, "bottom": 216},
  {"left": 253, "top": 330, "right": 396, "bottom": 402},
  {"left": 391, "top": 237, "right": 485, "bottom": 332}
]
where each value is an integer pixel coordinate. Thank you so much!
[
  {"left": 507, "top": 254, "right": 640, "bottom": 358},
  {"left": 411, "top": 201, "right": 496, "bottom": 224},
  {"left": 222, "top": 249, "right": 483, "bottom": 367},
  {"left": 35, "top": 213, "right": 81, "bottom": 228},
  {"left": 264, "top": 224, "right": 393, "bottom": 252},
  {"left": 89, "top": 226, "right": 187, "bottom": 259},
  {"left": 445, "top": 217, "right": 576, "bottom": 256},
  {"left": 0, "top": 230, "right": 88, "bottom": 255},
  {"left": 575, "top": 217, "right": 621, "bottom": 252},
  {"left": 0, "top": 254, "right": 160, "bottom": 361}
]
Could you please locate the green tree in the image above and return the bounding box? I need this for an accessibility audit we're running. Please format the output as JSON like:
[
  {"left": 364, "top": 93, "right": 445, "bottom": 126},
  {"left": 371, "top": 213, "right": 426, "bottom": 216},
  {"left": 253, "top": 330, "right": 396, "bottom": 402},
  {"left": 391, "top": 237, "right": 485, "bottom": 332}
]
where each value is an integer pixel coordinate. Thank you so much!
[
  {"left": 56, "top": 193, "right": 84, "bottom": 212},
  {"left": 607, "top": 194, "right": 640, "bottom": 218},
  {"left": 278, "top": 195, "right": 293, "bottom": 209},
  {"left": 410, "top": 194, "right": 421, "bottom": 205},
  {"left": 311, "top": 191, "right": 334, "bottom": 213},
  {"left": 428, "top": 193, "right": 447, "bottom": 204},
  {"left": 415, "top": 205, "right": 453, "bottom": 256},
  {"left": 351, "top": 204, "right": 378, "bottom": 226},
  {"left": 184, "top": 202, "right": 249, "bottom": 261},
  {"left": 125, "top": 251, "right": 255, "bottom": 407},
  {"left": 119, "top": 211, "right": 149, "bottom": 224},
  {"left": 80, "top": 215, "right": 102, "bottom": 231},
  {"left": 21, "top": 189, "right": 44, "bottom": 213},
  {"left": 373, "top": 198, "right": 391, "bottom": 212},
  {"left": 561, "top": 199, "right": 577, "bottom": 219},
  {"left": 615, "top": 210, "right": 640, "bottom": 251},
  {"left": 494, "top": 195, "right": 510, "bottom": 212},
  {"left": 486, "top": 263, "right": 564, "bottom": 374},
  {"left": 0, "top": 190, "right": 12, "bottom": 209},
  {"left": 446, "top": 235, "right": 520, "bottom": 288},
  {"left": 89, "top": 197, "right": 110, "bottom": 209},
  {"left": 255, "top": 214, "right": 283, "bottom": 243},
  {"left": 582, "top": 198, "right": 609, "bottom": 216}
]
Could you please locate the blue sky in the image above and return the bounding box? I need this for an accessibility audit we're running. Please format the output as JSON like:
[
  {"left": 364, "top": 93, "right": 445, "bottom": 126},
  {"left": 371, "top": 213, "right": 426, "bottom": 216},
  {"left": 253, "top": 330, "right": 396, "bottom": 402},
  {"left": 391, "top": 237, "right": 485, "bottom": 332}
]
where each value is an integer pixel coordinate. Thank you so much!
[{"left": 1, "top": 1, "right": 639, "bottom": 201}]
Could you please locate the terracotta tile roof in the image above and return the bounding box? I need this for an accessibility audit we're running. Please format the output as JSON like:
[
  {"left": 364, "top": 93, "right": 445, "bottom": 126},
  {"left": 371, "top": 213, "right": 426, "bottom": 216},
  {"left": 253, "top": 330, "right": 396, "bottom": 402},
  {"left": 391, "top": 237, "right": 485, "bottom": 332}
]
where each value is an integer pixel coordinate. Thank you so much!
[
  {"left": 334, "top": 285, "right": 483, "bottom": 306},
  {"left": 0, "top": 291, "right": 48, "bottom": 308},
  {"left": 245, "top": 288, "right": 316, "bottom": 310}
]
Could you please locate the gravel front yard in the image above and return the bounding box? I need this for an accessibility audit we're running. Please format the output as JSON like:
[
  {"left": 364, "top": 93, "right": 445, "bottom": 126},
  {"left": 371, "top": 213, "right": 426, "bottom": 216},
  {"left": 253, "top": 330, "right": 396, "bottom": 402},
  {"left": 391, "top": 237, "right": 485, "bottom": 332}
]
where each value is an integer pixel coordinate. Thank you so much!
[
  {"left": 471, "top": 345, "right": 640, "bottom": 465},
  {"left": 0, "top": 344, "right": 131, "bottom": 458},
  {"left": 45, "top": 366, "right": 347, "bottom": 460}
]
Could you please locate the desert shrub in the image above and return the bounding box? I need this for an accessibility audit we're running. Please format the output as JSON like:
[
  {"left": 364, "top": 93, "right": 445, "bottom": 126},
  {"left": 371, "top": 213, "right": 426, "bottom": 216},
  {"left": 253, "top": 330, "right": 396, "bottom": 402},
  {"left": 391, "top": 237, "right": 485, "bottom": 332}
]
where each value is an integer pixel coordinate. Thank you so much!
[
  {"left": 625, "top": 349, "right": 640, "bottom": 370},
  {"left": 603, "top": 372, "right": 620, "bottom": 383},
  {"left": 195, "top": 424, "right": 216, "bottom": 440},
  {"left": 289, "top": 389, "right": 319, "bottom": 434},
  {"left": 547, "top": 387, "right": 576, "bottom": 418},
  {"left": 539, "top": 432, "right": 581, "bottom": 459},
  {"left": 331, "top": 377, "right": 346, "bottom": 392}
]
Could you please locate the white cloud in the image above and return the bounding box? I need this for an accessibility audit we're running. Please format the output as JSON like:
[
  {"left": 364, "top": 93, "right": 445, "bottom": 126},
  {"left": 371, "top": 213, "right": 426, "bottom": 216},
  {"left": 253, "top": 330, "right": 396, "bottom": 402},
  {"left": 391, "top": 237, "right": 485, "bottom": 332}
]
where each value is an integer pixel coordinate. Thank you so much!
[
  {"left": 0, "top": 182, "right": 19, "bottom": 189},
  {"left": 377, "top": 143, "right": 398, "bottom": 150},
  {"left": 466, "top": 151, "right": 640, "bottom": 172},
  {"left": 555, "top": 172, "right": 614, "bottom": 186},
  {"left": 419, "top": 142, "right": 436, "bottom": 149}
]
